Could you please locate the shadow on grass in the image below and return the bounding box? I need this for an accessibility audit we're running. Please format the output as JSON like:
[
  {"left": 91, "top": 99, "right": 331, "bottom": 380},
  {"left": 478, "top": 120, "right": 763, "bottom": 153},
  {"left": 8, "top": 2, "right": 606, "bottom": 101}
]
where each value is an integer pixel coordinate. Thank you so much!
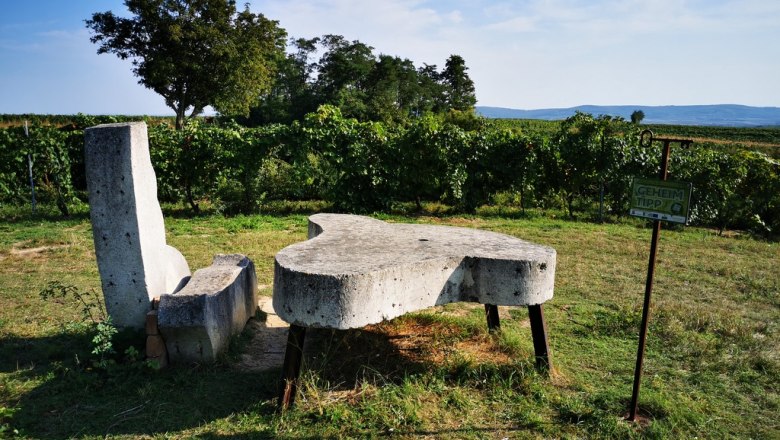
[
  {"left": 0, "top": 209, "right": 91, "bottom": 225},
  {"left": 2, "top": 321, "right": 436, "bottom": 438},
  {"left": 301, "top": 326, "right": 432, "bottom": 389},
  {"left": 3, "top": 312, "right": 540, "bottom": 438},
  {"left": 298, "top": 313, "right": 536, "bottom": 390},
  {"left": 0, "top": 332, "right": 94, "bottom": 374},
  {"left": 1, "top": 330, "right": 281, "bottom": 439}
]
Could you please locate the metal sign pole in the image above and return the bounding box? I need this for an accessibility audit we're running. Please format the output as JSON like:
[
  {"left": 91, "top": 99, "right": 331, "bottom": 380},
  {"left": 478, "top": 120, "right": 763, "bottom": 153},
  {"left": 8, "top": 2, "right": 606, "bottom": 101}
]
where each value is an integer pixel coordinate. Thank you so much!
[
  {"left": 25, "top": 120, "right": 37, "bottom": 214},
  {"left": 628, "top": 131, "right": 692, "bottom": 422}
]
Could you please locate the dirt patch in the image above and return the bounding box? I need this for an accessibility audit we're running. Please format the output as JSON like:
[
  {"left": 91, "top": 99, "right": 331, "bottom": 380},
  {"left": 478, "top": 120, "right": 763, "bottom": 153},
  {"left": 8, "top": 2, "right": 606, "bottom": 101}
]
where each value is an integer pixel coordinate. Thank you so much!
[
  {"left": 419, "top": 216, "right": 486, "bottom": 227},
  {"left": 11, "top": 245, "right": 69, "bottom": 256},
  {"left": 5, "top": 242, "right": 71, "bottom": 259}
]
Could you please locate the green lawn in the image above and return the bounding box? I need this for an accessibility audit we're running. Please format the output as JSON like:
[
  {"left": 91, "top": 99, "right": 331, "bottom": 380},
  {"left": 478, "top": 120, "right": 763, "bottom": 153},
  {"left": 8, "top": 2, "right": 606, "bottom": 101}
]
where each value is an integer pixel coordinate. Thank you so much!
[{"left": 1, "top": 206, "right": 777, "bottom": 439}]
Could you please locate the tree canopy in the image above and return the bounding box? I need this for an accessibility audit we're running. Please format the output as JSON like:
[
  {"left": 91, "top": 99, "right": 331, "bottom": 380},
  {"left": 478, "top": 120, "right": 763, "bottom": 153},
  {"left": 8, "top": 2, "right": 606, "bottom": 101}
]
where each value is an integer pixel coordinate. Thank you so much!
[
  {"left": 631, "top": 110, "right": 645, "bottom": 124},
  {"left": 246, "top": 35, "right": 478, "bottom": 125},
  {"left": 86, "top": 0, "right": 287, "bottom": 129},
  {"left": 441, "top": 55, "right": 477, "bottom": 112}
]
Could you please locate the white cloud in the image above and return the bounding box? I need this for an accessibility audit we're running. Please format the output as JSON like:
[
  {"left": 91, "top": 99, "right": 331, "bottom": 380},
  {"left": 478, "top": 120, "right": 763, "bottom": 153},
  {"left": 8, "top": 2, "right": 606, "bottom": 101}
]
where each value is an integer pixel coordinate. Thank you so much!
[
  {"left": 484, "top": 16, "right": 537, "bottom": 33},
  {"left": 446, "top": 10, "right": 464, "bottom": 24},
  {"left": 255, "top": 0, "right": 472, "bottom": 65}
]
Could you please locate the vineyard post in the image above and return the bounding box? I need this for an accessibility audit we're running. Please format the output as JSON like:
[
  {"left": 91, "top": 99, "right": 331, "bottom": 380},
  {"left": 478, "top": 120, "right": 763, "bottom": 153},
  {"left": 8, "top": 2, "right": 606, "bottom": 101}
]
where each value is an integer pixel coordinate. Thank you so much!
[{"left": 25, "top": 120, "right": 37, "bottom": 214}]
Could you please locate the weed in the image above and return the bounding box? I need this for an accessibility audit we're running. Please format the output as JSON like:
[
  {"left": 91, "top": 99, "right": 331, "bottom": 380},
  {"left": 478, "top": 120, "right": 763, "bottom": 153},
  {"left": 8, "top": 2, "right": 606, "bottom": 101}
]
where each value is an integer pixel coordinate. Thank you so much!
[
  {"left": 39, "top": 280, "right": 107, "bottom": 325},
  {"left": 37, "top": 281, "right": 144, "bottom": 371}
]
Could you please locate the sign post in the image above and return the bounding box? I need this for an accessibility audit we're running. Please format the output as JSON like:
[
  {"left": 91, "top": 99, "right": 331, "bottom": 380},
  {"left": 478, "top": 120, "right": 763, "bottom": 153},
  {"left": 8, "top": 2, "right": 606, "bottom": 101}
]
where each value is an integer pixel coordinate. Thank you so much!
[{"left": 627, "top": 130, "right": 692, "bottom": 422}]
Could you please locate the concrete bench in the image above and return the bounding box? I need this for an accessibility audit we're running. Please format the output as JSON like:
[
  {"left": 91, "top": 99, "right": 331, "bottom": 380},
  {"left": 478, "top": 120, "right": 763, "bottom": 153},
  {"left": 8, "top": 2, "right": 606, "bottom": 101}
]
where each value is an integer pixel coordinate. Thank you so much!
[
  {"left": 273, "top": 214, "right": 557, "bottom": 407},
  {"left": 158, "top": 254, "right": 258, "bottom": 363}
]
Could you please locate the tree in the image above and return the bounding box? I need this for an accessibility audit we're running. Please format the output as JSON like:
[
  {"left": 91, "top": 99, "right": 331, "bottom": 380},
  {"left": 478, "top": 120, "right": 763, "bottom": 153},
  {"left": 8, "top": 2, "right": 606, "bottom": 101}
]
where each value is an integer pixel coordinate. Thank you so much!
[
  {"left": 86, "top": 0, "right": 287, "bottom": 129},
  {"left": 247, "top": 37, "right": 321, "bottom": 125},
  {"left": 441, "top": 55, "right": 477, "bottom": 112},
  {"left": 631, "top": 110, "right": 645, "bottom": 124},
  {"left": 364, "top": 55, "right": 421, "bottom": 123},
  {"left": 416, "top": 63, "right": 447, "bottom": 114}
]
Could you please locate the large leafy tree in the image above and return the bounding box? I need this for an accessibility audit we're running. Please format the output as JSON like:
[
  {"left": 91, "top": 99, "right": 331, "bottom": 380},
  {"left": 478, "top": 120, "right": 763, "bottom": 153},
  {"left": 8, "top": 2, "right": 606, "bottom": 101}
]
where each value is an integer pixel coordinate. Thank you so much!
[
  {"left": 364, "top": 55, "right": 421, "bottom": 123},
  {"left": 441, "top": 55, "right": 477, "bottom": 112},
  {"left": 315, "top": 35, "right": 376, "bottom": 119},
  {"left": 247, "top": 37, "right": 321, "bottom": 125},
  {"left": 416, "top": 63, "right": 448, "bottom": 114},
  {"left": 86, "top": 0, "right": 287, "bottom": 129}
]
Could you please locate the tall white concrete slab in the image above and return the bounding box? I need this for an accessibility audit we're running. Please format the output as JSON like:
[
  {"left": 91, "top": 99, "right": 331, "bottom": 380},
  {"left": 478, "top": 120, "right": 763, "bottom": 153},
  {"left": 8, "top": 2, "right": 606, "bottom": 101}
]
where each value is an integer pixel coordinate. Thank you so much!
[{"left": 85, "top": 122, "right": 190, "bottom": 329}]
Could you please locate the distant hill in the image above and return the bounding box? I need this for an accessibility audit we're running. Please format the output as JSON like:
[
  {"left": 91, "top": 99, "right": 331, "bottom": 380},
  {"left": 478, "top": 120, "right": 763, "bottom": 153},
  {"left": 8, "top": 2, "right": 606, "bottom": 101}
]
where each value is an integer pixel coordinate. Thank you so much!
[{"left": 476, "top": 104, "right": 780, "bottom": 127}]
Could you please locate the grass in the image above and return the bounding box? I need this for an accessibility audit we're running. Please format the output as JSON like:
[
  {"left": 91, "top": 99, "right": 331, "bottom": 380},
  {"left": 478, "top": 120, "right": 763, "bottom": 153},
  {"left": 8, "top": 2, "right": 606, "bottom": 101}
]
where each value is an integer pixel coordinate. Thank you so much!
[{"left": 1, "top": 204, "right": 778, "bottom": 438}]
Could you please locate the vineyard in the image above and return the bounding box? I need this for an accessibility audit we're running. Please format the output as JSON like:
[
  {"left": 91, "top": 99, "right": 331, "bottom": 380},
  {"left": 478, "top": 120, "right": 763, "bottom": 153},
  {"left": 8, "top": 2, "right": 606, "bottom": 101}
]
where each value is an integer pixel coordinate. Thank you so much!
[
  {"left": 0, "top": 113, "right": 176, "bottom": 129},
  {"left": 1, "top": 109, "right": 778, "bottom": 236},
  {"left": 489, "top": 118, "right": 780, "bottom": 158}
]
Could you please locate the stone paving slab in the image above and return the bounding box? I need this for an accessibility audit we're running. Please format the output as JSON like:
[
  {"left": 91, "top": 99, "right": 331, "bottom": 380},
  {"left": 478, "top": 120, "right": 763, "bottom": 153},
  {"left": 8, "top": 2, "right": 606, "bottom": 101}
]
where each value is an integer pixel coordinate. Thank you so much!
[{"left": 235, "top": 296, "right": 288, "bottom": 371}]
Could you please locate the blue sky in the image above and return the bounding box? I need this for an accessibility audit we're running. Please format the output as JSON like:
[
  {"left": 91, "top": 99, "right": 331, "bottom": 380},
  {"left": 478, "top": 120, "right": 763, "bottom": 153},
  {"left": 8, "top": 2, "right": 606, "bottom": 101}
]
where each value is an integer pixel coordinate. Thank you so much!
[{"left": 1, "top": 0, "right": 778, "bottom": 115}]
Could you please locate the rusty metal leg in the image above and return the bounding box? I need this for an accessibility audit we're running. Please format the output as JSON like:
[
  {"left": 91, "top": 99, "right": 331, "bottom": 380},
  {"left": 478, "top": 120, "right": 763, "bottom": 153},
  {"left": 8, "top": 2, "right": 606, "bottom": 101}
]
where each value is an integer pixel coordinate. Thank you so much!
[
  {"left": 485, "top": 304, "right": 500, "bottom": 331},
  {"left": 278, "top": 324, "right": 306, "bottom": 409},
  {"left": 528, "top": 304, "right": 551, "bottom": 373}
]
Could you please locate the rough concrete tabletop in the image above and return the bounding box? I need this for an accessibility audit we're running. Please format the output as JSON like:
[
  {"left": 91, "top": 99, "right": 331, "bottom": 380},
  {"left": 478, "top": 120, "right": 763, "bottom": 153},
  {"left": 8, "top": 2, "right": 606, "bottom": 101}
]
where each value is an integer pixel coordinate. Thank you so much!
[{"left": 273, "top": 214, "right": 556, "bottom": 329}]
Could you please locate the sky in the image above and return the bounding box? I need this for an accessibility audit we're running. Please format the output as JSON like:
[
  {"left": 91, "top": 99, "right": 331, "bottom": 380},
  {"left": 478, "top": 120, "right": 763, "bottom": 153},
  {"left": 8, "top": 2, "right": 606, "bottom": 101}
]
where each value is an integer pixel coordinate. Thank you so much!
[{"left": 1, "top": 0, "right": 778, "bottom": 115}]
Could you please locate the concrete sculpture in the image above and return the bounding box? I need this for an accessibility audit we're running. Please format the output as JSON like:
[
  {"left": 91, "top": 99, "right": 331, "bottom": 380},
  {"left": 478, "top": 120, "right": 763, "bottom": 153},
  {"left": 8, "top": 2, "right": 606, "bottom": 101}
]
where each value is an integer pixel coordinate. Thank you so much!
[{"left": 274, "top": 213, "right": 557, "bottom": 407}]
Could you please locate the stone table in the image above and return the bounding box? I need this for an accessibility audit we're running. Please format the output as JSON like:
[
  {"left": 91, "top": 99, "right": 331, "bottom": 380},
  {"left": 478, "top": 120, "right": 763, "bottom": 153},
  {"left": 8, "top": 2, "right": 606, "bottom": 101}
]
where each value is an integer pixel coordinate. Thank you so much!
[{"left": 273, "top": 214, "right": 557, "bottom": 407}]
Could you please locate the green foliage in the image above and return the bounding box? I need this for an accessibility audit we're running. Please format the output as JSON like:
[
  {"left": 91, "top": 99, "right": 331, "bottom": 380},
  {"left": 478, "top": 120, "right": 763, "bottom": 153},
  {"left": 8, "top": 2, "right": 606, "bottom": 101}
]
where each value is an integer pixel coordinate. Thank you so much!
[
  {"left": 0, "top": 124, "right": 78, "bottom": 215},
  {"left": 295, "top": 105, "right": 394, "bottom": 212},
  {"left": 0, "top": 113, "right": 175, "bottom": 128},
  {"left": 489, "top": 118, "right": 561, "bottom": 137},
  {"left": 91, "top": 318, "right": 119, "bottom": 369},
  {"left": 440, "top": 55, "right": 477, "bottom": 112},
  {"left": 673, "top": 147, "right": 780, "bottom": 234},
  {"left": 86, "top": 0, "right": 287, "bottom": 129},
  {"left": 38, "top": 281, "right": 122, "bottom": 369},
  {"left": 0, "top": 406, "right": 19, "bottom": 437},
  {"left": 392, "top": 115, "right": 452, "bottom": 208},
  {"left": 549, "top": 112, "right": 639, "bottom": 217},
  {"left": 1, "top": 111, "right": 778, "bottom": 236},
  {"left": 247, "top": 35, "right": 478, "bottom": 125}
]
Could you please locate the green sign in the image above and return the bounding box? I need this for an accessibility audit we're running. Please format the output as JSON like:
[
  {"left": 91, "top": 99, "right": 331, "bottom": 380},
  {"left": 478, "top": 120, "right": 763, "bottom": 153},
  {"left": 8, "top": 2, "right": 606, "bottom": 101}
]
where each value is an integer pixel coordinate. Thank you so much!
[{"left": 629, "top": 178, "right": 692, "bottom": 224}]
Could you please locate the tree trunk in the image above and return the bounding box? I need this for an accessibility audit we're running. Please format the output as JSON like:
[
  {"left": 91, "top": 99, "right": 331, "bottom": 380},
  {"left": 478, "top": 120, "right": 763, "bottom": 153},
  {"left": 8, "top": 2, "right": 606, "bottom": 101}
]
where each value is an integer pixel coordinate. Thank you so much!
[
  {"left": 520, "top": 187, "right": 526, "bottom": 215},
  {"left": 175, "top": 111, "right": 185, "bottom": 131},
  {"left": 173, "top": 102, "right": 187, "bottom": 130},
  {"left": 185, "top": 183, "right": 200, "bottom": 215}
]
